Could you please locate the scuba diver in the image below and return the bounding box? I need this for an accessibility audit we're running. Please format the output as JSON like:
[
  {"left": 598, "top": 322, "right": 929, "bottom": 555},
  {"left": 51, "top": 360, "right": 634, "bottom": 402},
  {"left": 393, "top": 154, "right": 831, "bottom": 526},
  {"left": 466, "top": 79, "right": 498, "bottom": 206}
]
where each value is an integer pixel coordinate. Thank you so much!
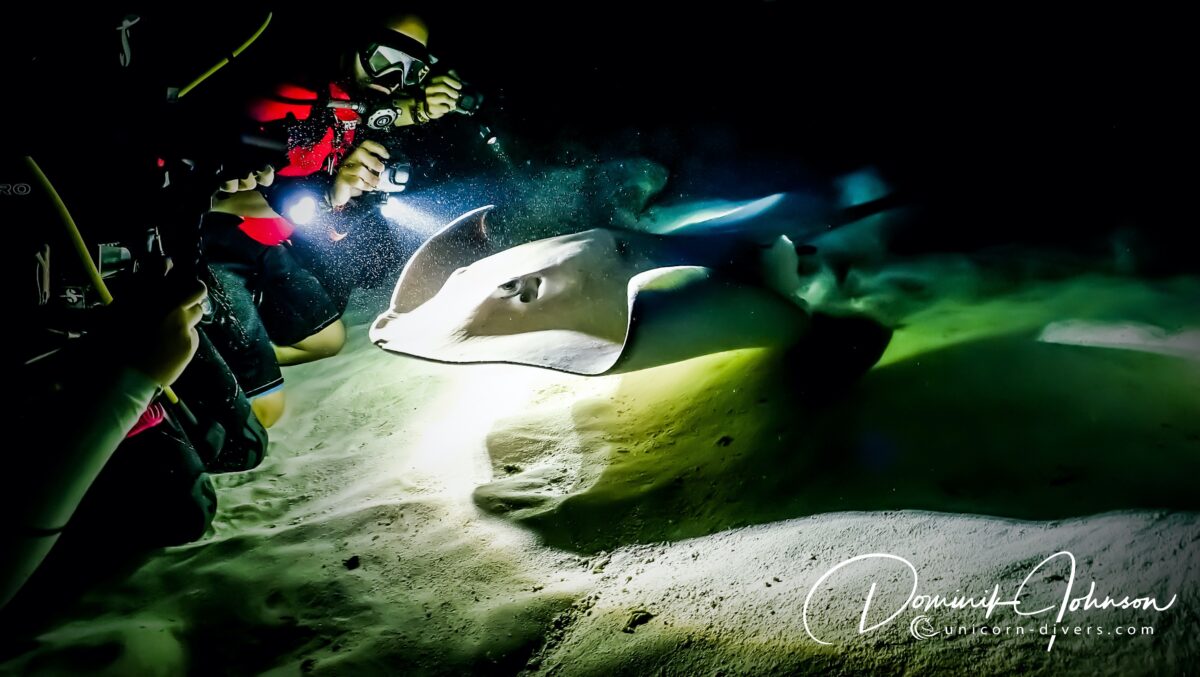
[
  {"left": 204, "top": 12, "right": 470, "bottom": 428},
  {"left": 4, "top": 9, "right": 271, "bottom": 615}
]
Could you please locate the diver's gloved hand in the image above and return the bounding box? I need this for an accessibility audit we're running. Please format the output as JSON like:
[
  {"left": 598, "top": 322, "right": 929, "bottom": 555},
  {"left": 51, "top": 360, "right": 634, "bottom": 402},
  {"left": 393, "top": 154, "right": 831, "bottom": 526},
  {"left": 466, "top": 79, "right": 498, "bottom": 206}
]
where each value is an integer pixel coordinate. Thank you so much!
[
  {"left": 217, "top": 165, "right": 276, "bottom": 194},
  {"left": 420, "top": 73, "right": 463, "bottom": 120},
  {"left": 95, "top": 270, "right": 208, "bottom": 388},
  {"left": 329, "top": 140, "right": 390, "bottom": 207},
  {"left": 208, "top": 165, "right": 278, "bottom": 217},
  {"left": 130, "top": 278, "right": 208, "bottom": 388}
]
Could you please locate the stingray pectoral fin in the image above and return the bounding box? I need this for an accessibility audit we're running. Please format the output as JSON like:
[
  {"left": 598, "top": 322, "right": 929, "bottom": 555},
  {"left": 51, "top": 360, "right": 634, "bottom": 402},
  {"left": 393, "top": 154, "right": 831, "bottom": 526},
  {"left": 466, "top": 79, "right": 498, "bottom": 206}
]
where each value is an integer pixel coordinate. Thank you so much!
[
  {"left": 1038, "top": 321, "right": 1200, "bottom": 361},
  {"left": 628, "top": 265, "right": 711, "bottom": 293},
  {"left": 606, "top": 266, "right": 810, "bottom": 374},
  {"left": 387, "top": 205, "right": 498, "bottom": 315}
]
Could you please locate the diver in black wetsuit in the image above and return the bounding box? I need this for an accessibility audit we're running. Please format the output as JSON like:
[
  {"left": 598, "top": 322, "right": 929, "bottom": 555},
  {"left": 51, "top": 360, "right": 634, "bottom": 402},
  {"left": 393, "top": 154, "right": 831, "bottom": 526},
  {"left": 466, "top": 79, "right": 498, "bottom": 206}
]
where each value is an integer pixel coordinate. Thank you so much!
[{"left": 3, "top": 9, "right": 271, "bottom": 615}]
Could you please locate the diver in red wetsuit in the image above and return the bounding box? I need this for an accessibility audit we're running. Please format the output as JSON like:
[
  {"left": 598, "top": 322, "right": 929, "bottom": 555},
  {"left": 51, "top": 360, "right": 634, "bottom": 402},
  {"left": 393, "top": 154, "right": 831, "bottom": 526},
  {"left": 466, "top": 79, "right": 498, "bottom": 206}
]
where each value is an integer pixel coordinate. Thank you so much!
[{"left": 203, "top": 13, "right": 464, "bottom": 428}]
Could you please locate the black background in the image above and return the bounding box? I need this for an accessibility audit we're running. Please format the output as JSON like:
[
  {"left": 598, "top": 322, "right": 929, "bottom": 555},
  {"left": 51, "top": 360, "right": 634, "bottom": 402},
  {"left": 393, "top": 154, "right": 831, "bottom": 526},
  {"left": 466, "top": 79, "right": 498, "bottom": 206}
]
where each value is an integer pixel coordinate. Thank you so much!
[{"left": 9, "top": 3, "right": 1196, "bottom": 257}]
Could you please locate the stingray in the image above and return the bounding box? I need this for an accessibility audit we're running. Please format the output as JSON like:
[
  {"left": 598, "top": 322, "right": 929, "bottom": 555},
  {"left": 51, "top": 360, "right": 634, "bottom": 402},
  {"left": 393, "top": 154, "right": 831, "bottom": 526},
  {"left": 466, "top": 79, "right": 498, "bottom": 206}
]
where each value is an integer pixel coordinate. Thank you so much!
[{"left": 369, "top": 204, "right": 841, "bottom": 375}]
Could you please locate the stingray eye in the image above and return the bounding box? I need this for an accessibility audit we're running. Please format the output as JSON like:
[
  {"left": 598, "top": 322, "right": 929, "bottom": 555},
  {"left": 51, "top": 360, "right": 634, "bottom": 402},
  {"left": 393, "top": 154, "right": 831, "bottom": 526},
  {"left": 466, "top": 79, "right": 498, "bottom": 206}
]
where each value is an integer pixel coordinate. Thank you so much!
[{"left": 497, "top": 278, "right": 521, "bottom": 297}]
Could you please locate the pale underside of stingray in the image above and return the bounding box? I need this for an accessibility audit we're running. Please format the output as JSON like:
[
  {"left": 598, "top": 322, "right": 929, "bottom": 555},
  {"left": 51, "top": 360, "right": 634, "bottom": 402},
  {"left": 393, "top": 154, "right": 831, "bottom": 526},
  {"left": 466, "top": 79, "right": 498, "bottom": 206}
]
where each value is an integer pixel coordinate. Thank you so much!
[{"left": 370, "top": 206, "right": 811, "bottom": 375}]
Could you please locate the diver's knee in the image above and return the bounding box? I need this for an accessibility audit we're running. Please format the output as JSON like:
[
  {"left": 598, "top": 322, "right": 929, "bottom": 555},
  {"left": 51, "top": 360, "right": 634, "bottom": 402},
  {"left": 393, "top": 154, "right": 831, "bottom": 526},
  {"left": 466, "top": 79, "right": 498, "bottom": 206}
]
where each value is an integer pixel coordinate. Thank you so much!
[
  {"left": 252, "top": 390, "right": 285, "bottom": 428},
  {"left": 313, "top": 320, "right": 346, "bottom": 358}
]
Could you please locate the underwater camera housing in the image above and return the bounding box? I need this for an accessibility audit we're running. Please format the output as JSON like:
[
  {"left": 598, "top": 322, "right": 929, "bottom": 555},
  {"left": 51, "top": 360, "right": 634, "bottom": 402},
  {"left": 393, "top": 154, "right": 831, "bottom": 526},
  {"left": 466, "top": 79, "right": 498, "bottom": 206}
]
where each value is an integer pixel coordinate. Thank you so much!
[
  {"left": 453, "top": 81, "right": 484, "bottom": 115},
  {"left": 373, "top": 154, "right": 414, "bottom": 207},
  {"left": 366, "top": 135, "right": 413, "bottom": 198},
  {"left": 376, "top": 160, "right": 413, "bottom": 194},
  {"left": 96, "top": 228, "right": 214, "bottom": 320}
]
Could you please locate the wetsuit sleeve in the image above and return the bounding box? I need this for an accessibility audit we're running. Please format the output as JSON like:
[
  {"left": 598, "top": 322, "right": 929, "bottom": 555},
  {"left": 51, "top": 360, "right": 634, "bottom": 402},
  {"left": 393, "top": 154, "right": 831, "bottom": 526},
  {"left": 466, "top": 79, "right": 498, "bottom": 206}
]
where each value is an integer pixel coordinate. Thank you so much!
[{"left": 21, "top": 363, "right": 160, "bottom": 532}]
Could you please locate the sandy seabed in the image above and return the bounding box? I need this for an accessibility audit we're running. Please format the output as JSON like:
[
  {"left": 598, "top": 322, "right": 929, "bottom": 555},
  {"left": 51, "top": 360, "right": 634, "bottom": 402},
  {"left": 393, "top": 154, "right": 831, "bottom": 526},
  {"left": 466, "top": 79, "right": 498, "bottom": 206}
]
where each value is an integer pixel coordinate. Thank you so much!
[{"left": 4, "top": 264, "right": 1199, "bottom": 675}]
